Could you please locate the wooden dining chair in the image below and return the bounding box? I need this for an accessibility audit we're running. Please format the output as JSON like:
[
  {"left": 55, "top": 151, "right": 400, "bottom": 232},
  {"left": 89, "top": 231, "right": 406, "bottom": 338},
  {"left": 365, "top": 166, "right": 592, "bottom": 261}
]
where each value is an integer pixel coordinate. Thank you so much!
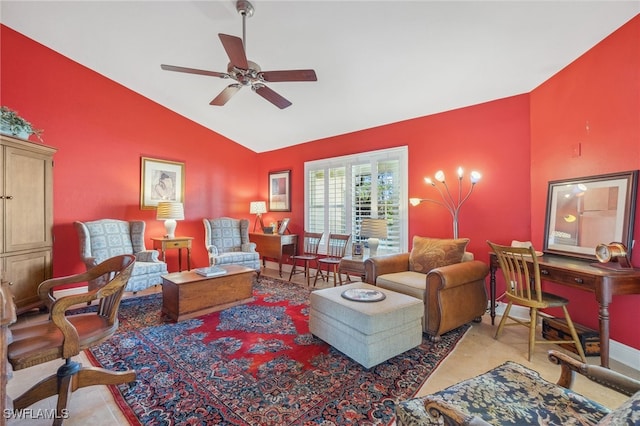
[
  {"left": 487, "top": 241, "right": 586, "bottom": 362},
  {"left": 8, "top": 254, "right": 137, "bottom": 425},
  {"left": 314, "top": 233, "right": 351, "bottom": 286},
  {"left": 288, "top": 231, "right": 324, "bottom": 286}
]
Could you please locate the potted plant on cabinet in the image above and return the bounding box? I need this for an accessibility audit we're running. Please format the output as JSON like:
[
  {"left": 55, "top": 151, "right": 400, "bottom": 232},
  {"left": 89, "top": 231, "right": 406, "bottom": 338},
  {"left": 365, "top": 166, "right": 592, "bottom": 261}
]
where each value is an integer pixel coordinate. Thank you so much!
[{"left": 0, "top": 106, "right": 43, "bottom": 141}]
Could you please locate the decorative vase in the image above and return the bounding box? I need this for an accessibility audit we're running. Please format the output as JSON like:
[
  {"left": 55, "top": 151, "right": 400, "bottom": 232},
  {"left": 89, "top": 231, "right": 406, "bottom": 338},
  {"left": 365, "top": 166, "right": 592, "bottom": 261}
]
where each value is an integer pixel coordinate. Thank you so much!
[{"left": 0, "top": 120, "right": 30, "bottom": 139}]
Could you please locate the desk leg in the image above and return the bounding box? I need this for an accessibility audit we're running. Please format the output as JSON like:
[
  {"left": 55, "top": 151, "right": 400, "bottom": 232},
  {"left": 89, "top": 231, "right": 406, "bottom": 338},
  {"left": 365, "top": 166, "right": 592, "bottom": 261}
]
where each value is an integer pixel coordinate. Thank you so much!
[
  {"left": 187, "top": 248, "right": 191, "bottom": 271},
  {"left": 489, "top": 265, "right": 496, "bottom": 325},
  {"left": 598, "top": 302, "right": 611, "bottom": 368},
  {"left": 177, "top": 248, "right": 183, "bottom": 272}
]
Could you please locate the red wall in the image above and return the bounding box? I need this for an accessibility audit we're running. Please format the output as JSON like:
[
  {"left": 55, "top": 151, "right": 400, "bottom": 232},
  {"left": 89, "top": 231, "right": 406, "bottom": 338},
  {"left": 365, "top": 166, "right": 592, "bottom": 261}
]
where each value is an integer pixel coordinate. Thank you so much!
[
  {"left": 257, "top": 95, "right": 532, "bottom": 260},
  {"left": 530, "top": 15, "right": 640, "bottom": 348},
  {"left": 1, "top": 26, "right": 260, "bottom": 273},
  {"left": 2, "top": 15, "right": 639, "bottom": 350}
]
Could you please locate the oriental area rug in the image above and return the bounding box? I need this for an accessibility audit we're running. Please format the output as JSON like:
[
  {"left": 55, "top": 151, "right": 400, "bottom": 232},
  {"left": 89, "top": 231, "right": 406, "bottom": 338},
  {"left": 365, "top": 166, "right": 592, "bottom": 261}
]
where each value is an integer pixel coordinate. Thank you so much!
[{"left": 84, "top": 276, "right": 469, "bottom": 425}]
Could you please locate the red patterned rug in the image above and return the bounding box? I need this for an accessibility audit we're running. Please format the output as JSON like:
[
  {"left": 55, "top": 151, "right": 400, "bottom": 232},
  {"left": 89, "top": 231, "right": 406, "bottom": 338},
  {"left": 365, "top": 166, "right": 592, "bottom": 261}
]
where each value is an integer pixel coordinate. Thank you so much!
[{"left": 84, "top": 276, "right": 469, "bottom": 425}]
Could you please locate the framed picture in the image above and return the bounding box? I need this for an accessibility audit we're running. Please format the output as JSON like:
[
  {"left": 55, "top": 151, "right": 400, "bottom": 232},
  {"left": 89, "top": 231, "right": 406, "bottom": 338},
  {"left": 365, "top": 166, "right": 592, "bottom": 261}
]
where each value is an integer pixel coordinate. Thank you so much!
[
  {"left": 352, "top": 242, "right": 364, "bottom": 258},
  {"left": 278, "top": 218, "right": 290, "bottom": 235},
  {"left": 269, "top": 170, "right": 291, "bottom": 212},
  {"left": 543, "top": 170, "right": 638, "bottom": 259},
  {"left": 140, "top": 157, "right": 185, "bottom": 209}
]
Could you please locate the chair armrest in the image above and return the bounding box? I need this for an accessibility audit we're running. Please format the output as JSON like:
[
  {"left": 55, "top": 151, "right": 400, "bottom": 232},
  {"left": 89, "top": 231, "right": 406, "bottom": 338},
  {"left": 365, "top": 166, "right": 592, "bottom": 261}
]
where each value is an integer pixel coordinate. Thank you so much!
[
  {"left": 422, "top": 397, "right": 492, "bottom": 426},
  {"left": 241, "top": 242, "right": 257, "bottom": 252},
  {"left": 135, "top": 250, "right": 161, "bottom": 262},
  {"left": 207, "top": 245, "right": 219, "bottom": 256},
  {"left": 364, "top": 253, "right": 410, "bottom": 284},
  {"left": 81, "top": 257, "right": 99, "bottom": 269},
  {"left": 548, "top": 350, "right": 640, "bottom": 397},
  {"left": 427, "top": 260, "right": 489, "bottom": 290}
]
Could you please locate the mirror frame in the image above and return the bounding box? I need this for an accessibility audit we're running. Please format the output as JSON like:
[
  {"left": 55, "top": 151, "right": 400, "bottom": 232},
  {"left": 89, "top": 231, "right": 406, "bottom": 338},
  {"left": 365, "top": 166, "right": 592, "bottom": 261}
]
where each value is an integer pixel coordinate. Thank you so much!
[{"left": 543, "top": 170, "right": 638, "bottom": 260}]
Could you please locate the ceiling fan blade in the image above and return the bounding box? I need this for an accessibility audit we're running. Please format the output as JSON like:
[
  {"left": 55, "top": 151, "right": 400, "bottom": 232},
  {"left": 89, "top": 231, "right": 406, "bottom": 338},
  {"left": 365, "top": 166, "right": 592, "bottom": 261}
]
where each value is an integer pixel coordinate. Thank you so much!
[
  {"left": 210, "top": 84, "right": 242, "bottom": 106},
  {"left": 260, "top": 69, "right": 317, "bottom": 82},
  {"left": 218, "top": 34, "right": 248, "bottom": 70},
  {"left": 161, "top": 64, "right": 227, "bottom": 78},
  {"left": 254, "top": 85, "right": 292, "bottom": 109}
]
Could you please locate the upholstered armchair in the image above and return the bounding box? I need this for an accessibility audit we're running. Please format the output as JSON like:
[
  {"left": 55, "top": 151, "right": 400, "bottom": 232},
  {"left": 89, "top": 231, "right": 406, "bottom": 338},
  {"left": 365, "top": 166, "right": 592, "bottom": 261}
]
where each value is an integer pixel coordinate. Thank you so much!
[
  {"left": 396, "top": 350, "right": 640, "bottom": 425},
  {"left": 74, "top": 219, "right": 168, "bottom": 293},
  {"left": 203, "top": 217, "right": 261, "bottom": 272},
  {"left": 364, "top": 236, "right": 488, "bottom": 341}
]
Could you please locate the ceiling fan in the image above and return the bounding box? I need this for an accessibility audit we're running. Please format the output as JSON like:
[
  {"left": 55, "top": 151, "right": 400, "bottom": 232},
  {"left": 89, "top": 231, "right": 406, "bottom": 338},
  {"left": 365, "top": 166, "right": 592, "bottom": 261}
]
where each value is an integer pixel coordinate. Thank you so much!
[{"left": 161, "top": 0, "right": 317, "bottom": 109}]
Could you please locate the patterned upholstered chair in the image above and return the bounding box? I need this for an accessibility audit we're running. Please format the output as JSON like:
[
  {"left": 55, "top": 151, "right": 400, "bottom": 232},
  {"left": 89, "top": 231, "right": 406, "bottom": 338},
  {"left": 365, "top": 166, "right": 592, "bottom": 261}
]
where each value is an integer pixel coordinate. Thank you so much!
[
  {"left": 396, "top": 350, "right": 640, "bottom": 425},
  {"left": 74, "top": 219, "right": 167, "bottom": 293},
  {"left": 203, "top": 217, "right": 261, "bottom": 272}
]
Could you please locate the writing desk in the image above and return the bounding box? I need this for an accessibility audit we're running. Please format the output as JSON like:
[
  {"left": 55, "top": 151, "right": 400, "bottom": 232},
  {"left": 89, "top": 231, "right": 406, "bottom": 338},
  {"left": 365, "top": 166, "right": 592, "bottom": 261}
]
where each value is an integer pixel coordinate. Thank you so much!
[
  {"left": 489, "top": 253, "right": 640, "bottom": 367},
  {"left": 249, "top": 233, "right": 298, "bottom": 277}
]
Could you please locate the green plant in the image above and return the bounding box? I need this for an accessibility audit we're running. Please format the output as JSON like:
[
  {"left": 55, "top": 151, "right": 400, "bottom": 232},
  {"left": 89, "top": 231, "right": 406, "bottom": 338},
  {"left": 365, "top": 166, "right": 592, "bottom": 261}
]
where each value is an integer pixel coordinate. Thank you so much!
[{"left": 0, "top": 106, "right": 43, "bottom": 141}]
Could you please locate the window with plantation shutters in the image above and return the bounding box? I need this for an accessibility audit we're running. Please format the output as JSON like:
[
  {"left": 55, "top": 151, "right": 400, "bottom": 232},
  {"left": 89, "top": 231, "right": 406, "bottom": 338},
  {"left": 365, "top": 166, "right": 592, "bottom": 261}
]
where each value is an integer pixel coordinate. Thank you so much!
[{"left": 304, "top": 147, "right": 408, "bottom": 254}]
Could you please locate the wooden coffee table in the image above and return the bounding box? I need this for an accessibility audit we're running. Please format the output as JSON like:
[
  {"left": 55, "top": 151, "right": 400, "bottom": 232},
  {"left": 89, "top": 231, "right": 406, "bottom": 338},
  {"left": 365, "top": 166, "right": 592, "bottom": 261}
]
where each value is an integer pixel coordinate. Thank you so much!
[{"left": 161, "top": 265, "right": 256, "bottom": 321}]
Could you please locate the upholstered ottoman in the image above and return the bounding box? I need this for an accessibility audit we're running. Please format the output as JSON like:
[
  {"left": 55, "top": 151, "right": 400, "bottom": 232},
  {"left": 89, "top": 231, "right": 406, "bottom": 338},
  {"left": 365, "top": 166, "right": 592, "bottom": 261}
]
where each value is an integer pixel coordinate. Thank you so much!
[{"left": 309, "top": 283, "right": 423, "bottom": 368}]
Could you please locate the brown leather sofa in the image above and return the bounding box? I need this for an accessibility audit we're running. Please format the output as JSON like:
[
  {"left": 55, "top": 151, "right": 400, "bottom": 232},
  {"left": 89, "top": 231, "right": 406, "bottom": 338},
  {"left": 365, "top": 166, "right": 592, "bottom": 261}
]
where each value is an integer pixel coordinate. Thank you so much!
[{"left": 364, "top": 238, "right": 489, "bottom": 341}]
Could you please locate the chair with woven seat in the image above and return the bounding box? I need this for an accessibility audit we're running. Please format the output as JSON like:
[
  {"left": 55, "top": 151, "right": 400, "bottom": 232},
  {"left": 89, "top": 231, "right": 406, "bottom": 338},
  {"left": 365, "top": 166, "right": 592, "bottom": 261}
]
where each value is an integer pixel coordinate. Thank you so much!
[
  {"left": 288, "top": 231, "right": 323, "bottom": 286},
  {"left": 487, "top": 241, "right": 586, "bottom": 362},
  {"left": 314, "top": 233, "right": 351, "bottom": 286},
  {"left": 8, "top": 254, "right": 137, "bottom": 425}
]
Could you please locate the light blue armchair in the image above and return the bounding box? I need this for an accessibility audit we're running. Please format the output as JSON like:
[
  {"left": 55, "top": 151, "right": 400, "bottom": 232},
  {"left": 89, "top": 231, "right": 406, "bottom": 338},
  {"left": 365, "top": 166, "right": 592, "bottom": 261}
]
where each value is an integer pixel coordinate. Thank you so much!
[
  {"left": 203, "top": 217, "right": 260, "bottom": 272},
  {"left": 74, "top": 219, "right": 167, "bottom": 293}
]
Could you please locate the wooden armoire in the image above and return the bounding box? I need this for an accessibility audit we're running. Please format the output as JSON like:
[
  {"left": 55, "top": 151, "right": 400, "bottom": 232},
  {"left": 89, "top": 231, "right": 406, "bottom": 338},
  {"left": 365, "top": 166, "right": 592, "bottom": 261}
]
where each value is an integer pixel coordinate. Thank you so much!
[{"left": 0, "top": 134, "right": 56, "bottom": 314}]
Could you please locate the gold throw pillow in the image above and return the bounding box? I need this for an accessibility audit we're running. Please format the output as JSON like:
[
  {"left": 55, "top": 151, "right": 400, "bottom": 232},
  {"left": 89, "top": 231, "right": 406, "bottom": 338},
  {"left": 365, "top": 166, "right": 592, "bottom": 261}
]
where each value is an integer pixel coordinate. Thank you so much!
[{"left": 409, "top": 236, "right": 469, "bottom": 273}]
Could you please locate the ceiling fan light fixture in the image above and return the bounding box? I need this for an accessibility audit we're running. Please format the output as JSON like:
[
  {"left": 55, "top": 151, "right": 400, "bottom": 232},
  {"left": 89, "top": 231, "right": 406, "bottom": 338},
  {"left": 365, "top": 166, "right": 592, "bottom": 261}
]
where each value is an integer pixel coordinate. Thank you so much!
[{"left": 160, "top": 0, "right": 316, "bottom": 109}]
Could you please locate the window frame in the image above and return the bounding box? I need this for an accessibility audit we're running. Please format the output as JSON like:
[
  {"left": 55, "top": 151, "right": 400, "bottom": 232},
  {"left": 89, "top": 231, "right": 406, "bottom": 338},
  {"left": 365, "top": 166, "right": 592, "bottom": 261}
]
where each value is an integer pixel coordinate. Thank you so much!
[{"left": 304, "top": 146, "right": 409, "bottom": 254}]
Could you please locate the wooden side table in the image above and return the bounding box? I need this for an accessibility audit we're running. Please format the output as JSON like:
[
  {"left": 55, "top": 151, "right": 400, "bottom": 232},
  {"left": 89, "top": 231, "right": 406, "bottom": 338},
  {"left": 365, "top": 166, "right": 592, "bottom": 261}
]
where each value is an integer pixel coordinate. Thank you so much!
[
  {"left": 151, "top": 237, "right": 193, "bottom": 272},
  {"left": 249, "top": 233, "right": 298, "bottom": 277},
  {"left": 338, "top": 255, "right": 369, "bottom": 285}
]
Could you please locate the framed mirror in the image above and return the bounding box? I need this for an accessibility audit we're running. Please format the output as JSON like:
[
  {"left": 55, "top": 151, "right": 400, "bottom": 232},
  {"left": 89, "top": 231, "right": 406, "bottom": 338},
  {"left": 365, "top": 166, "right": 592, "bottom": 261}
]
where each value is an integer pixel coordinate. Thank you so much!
[{"left": 543, "top": 170, "right": 638, "bottom": 259}]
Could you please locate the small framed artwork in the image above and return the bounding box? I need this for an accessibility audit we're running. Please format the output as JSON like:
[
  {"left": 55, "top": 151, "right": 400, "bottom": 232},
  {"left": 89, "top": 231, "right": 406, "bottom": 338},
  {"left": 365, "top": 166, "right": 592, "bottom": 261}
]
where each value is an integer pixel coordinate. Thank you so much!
[
  {"left": 352, "top": 243, "right": 364, "bottom": 258},
  {"left": 140, "top": 157, "right": 185, "bottom": 209},
  {"left": 269, "top": 170, "right": 291, "bottom": 212},
  {"left": 278, "top": 218, "right": 290, "bottom": 235}
]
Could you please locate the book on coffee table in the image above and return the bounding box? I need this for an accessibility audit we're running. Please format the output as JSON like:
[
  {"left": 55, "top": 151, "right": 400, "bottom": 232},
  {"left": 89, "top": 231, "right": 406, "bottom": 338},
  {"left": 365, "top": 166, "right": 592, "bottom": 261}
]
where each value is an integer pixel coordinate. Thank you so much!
[{"left": 194, "top": 266, "right": 227, "bottom": 277}]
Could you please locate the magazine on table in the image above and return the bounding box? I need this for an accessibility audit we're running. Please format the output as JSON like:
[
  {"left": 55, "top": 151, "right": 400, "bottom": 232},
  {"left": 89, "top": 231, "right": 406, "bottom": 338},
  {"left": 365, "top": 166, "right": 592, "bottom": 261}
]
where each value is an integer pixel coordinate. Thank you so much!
[{"left": 194, "top": 266, "right": 226, "bottom": 277}]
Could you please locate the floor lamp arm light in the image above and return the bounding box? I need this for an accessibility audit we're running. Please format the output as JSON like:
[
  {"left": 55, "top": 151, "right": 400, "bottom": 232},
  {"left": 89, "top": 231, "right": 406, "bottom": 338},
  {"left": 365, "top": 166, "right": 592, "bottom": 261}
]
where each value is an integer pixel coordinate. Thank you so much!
[{"left": 410, "top": 167, "right": 481, "bottom": 239}]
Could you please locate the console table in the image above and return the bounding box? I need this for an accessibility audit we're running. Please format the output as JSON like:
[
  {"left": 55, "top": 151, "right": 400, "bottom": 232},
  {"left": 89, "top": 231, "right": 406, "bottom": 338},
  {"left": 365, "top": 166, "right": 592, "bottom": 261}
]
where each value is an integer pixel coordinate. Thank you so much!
[
  {"left": 152, "top": 237, "right": 193, "bottom": 272},
  {"left": 489, "top": 253, "right": 640, "bottom": 367},
  {"left": 249, "top": 233, "right": 297, "bottom": 277}
]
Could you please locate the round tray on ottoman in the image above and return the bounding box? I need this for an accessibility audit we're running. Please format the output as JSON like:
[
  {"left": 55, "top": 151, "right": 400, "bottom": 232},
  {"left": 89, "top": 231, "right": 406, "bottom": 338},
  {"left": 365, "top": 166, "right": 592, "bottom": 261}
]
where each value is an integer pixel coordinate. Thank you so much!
[{"left": 309, "top": 283, "right": 423, "bottom": 368}]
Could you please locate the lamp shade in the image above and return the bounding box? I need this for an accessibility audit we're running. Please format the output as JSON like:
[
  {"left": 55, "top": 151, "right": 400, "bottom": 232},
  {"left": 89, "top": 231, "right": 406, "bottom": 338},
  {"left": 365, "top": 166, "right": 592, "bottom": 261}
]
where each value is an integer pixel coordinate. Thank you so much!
[
  {"left": 249, "top": 201, "right": 267, "bottom": 215},
  {"left": 360, "top": 218, "right": 388, "bottom": 239},
  {"left": 156, "top": 201, "right": 184, "bottom": 220}
]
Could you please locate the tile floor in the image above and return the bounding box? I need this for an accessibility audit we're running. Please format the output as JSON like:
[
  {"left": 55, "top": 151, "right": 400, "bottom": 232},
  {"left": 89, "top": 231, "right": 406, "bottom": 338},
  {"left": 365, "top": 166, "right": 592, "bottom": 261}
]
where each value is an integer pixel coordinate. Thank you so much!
[{"left": 5, "top": 267, "right": 639, "bottom": 425}]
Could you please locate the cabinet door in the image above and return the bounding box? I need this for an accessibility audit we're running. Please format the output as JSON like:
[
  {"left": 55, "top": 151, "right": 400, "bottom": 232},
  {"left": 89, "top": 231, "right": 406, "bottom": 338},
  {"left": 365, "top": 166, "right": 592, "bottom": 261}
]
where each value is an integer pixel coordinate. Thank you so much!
[
  {"left": 4, "top": 146, "right": 54, "bottom": 253},
  {"left": 2, "top": 250, "right": 52, "bottom": 313}
]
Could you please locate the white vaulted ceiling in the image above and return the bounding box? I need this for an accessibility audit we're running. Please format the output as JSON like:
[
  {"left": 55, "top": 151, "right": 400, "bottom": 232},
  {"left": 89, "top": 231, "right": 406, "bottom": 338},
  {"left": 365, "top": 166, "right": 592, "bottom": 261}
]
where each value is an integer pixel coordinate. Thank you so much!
[{"left": 1, "top": 1, "right": 638, "bottom": 152}]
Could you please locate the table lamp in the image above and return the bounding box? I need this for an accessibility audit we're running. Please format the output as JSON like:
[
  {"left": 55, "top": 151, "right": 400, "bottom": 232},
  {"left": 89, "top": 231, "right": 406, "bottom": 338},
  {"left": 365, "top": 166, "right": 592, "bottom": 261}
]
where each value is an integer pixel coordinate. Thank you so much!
[
  {"left": 360, "top": 218, "right": 388, "bottom": 256},
  {"left": 156, "top": 201, "right": 184, "bottom": 238},
  {"left": 250, "top": 201, "right": 267, "bottom": 232}
]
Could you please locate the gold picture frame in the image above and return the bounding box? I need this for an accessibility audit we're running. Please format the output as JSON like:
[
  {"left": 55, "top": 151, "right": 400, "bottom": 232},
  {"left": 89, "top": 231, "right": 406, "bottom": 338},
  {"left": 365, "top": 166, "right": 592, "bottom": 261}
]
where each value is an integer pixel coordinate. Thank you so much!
[{"left": 140, "top": 157, "right": 185, "bottom": 209}]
